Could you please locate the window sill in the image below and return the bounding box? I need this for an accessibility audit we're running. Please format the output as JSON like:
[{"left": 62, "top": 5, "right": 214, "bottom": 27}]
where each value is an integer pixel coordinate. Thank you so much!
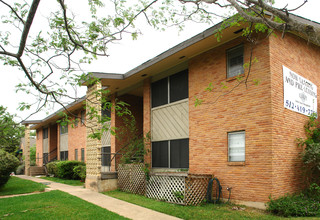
[
  {"left": 226, "top": 73, "right": 245, "bottom": 82},
  {"left": 228, "top": 161, "right": 245, "bottom": 166}
]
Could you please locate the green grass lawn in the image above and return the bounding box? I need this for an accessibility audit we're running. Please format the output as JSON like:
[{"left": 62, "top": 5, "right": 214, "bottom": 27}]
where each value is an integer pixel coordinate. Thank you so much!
[
  {"left": 40, "top": 176, "right": 84, "bottom": 186},
  {"left": 103, "top": 190, "right": 319, "bottom": 220},
  {"left": 0, "top": 177, "right": 46, "bottom": 196},
  {"left": 0, "top": 190, "right": 127, "bottom": 219}
]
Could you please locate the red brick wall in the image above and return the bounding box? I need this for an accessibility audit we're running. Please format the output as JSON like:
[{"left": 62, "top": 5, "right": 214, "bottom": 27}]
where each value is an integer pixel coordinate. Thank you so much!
[
  {"left": 269, "top": 32, "right": 320, "bottom": 199},
  {"left": 49, "top": 124, "right": 57, "bottom": 161},
  {"left": 188, "top": 36, "right": 273, "bottom": 203},
  {"left": 67, "top": 111, "right": 87, "bottom": 161},
  {"left": 36, "top": 128, "right": 43, "bottom": 166},
  {"left": 143, "top": 78, "right": 152, "bottom": 165}
]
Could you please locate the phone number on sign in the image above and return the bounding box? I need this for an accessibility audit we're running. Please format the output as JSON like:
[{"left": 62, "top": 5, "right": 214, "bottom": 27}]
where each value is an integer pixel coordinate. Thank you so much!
[{"left": 285, "top": 100, "right": 316, "bottom": 115}]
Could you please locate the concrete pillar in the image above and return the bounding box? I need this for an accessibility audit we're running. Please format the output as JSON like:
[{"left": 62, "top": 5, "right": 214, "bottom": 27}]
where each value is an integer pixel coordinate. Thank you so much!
[
  {"left": 85, "top": 81, "right": 103, "bottom": 191},
  {"left": 24, "top": 124, "right": 31, "bottom": 176},
  {"left": 143, "top": 78, "right": 152, "bottom": 166}
]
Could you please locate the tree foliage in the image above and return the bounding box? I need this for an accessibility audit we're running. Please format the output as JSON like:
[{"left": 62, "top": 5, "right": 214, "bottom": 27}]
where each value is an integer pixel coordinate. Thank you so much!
[
  {"left": 0, "top": 0, "right": 318, "bottom": 119},
  {"left": 0, "top": 105, "right": 24, "bottom": 153}
]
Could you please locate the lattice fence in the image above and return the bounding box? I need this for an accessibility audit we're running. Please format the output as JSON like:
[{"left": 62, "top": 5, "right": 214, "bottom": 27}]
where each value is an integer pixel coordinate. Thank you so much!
[
  {"left": 117, "top": 163, "right": 145, "bottom": 195},
  {"left": 146, "top": 174, "right": 186, "bottom": 205},
  {"left": 117, "top": 163, "right": 211, "bottom": 206},
  {"left": 185, "top": 174, "right": 211, "bottom": 205}
]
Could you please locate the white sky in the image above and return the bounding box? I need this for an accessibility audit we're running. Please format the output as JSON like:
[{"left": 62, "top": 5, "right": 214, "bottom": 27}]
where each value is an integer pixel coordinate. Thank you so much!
[{"left": 0, "top": 0, "right": 319, "bottom": 122}]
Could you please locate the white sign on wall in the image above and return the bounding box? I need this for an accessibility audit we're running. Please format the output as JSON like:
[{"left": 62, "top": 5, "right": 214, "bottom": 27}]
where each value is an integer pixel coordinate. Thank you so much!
[{"left": 283, "top": 66, "right": 317, "bottom": 116}]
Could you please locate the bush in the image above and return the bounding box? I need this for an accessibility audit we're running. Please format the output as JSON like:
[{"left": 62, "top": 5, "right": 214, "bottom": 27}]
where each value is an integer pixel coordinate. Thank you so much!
[
  {"left": 0, "top": 149, "right": 20, "bottom": 188},
  {"left": 73, "top": 164, "right": 86, "bottom": 181},
  {"left": 56, "top": 161, "right": 85, "bottom": 179},
  {"left": 267, "top": 183, "right": 320, "bottom": 217},
  {"left": 30, "top": 146, "right": 36, "bottom": 166},
  {"left": 46, "top": 161, "right": 60, "bottom": 177},
  {"left": 16, "top": 163, "right": 25, "bottom": 175}
]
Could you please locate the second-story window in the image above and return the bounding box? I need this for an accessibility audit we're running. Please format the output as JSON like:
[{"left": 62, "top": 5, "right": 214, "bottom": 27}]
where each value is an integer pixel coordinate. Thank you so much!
[
  {"left": 151, "top": 70, "right": 188, "bottom": 108},
  {"left": 60, "top": 124, "right": 68, "bottom": 134},
  {"left": 227, "top": 45, "right": 244, "bottom": 78}
]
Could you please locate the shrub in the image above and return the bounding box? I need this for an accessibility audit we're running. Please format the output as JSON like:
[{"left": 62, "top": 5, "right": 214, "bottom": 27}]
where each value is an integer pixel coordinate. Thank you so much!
[
  {"left": 0, "top": 149, "right": 20, "bottom": 188},
  {"left": 46, "top": 161, "right": 60, "bottom": 177},
  {"left": 267, "top": 183, "right": 320, "bottom": 217},
  {"left": 56, "top": 161, "right": 85, "bottom": 179},
  {"left": 16, "top": 163, "right": 25, "bottom": 175},
  {"left": 30, "top": 146, "right": 36, "bottom": 166},
  {"left": 73, "top": 164, "right": 86, "bottom": 181}
]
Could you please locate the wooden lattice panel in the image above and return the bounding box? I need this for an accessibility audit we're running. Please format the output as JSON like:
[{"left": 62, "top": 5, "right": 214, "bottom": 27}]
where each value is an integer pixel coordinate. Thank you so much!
[
  {"left": 185, "top": 174, "right": 211, "bottom": 206},
  {"left": 118, "top": 163, "right": 145, "bottom": 195},
  {"left": 146, "top": 174, "right": 186, "bottom": 205}
]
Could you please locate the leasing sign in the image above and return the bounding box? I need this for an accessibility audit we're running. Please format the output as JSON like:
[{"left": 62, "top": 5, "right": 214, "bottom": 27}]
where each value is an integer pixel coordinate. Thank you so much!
[{"left": 283, "top": 66, "right": 317, "bottom": 116}]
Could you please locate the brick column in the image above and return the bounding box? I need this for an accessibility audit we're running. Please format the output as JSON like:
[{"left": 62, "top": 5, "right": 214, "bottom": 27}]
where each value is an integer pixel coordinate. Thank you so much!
[
  {"left": 24, "top": 124, "right": 31, "bottom": 176},
  {"left": 110, "top": 93, "right": 116, "bottom": 172},
  {"left": 85, "top": 81, "right": 102, "bottom": 191},
  {"left": 143, "top": 78, "right": 152, "bottom": 166}
]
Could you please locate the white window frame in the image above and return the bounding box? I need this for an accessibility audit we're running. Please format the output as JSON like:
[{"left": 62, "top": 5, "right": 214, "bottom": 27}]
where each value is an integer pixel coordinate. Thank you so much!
[{"left": 228, "top": 131, "right": 245, "bottom": 162}]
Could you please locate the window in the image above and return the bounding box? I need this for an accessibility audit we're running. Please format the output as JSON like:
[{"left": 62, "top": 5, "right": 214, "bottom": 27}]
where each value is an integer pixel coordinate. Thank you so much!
[
  {"left": 227, "top": 45, "right": 244, "bottom": 78},
  {"left": 228, "top": 131, "right": 245, "bottom": 162},
  {"left": 151, "top": 70, "right": 188, "bottom": 108},
  {"left": 101, "top": 146, "right": 111, "bottom": 167},
  {"left": 81, "top": 148, "right": 85, "bottom": 162},
  {"left": 60, "top": 124, "right": 68, "bottom": 134},
  {"left": 74, "top": 116, "right": 79, "bottom": 127},
  {"left": 43, "top": 128, "right": 48, "bottom": 139},
  {"left": 81, "top": 111, "right": 85, "bottom": 125},
  {"left": 152, "top": 139, "right": 189, "bottom": 168},
  {"left": 60, "top": 151, "right": 68, "bottom": 161},
  {"left": 75, "top": 149, "right": 78, "bottom": 161}
]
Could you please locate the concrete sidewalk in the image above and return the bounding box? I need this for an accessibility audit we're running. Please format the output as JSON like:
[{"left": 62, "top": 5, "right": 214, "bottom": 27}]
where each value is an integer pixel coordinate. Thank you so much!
[{"left": 16, "top": 175, "right": 180, "bottom": 220}]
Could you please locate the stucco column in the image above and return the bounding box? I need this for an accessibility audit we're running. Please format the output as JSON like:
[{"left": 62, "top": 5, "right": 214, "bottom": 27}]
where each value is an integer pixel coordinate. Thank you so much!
[
  {"left": 143, "top": 78, "right": 152, "bottom": 166},
  {"left": 85, "top": 81, "right": 102, "bottom": 191},
  {"left": 24, "top": 124, "right": 31, "bottom": 176}
]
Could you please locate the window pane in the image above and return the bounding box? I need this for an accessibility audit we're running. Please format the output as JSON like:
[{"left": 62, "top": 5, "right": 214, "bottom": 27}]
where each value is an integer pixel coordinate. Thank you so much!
[
  {"left": 151, "top": 78, "right": 168, "bottom": 108},
  {"left": 170, "top": 139, "right": 189, "bottom": 168},
  {"left": 152, "top": 141, "right": 168, "bottom": 168},
  {"left": 102, "top": 146, "right": 111, "bottom": 166},
  {"left": 43, "top": 128, "right": 48, "bottom": 139},
  {"left": 228, "top": 131, "right": 245, "bottom": 162},
  {"left": 60, "top": 124, "right": 68, "bottom": 134},
  {"left": 227, "top": 45, "right": 244, "bottom": 78},
  {"left": 81, "top": 148, "right": 85, "bottom": 162},
  {"left": 75, "top": 149, "right": 78, "bottom": 161},
  {"left": 101, "top": 104, "right": 111, "bottom": 118},
  {"left": 170, "top": 70, "right": 188, "bottom": 103},
  {"left": 81, "top": 111, "right": 85, "bottom": 125}
]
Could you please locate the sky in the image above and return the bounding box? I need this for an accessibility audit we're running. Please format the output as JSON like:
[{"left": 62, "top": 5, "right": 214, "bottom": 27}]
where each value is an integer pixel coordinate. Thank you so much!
[{"left": 0, "top": 0, "right": 320, "bottom": 122}]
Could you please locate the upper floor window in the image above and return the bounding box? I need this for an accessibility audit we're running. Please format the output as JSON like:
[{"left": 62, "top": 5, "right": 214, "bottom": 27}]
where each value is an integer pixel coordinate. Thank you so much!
[
  {"left": 151, "top": 70, "right": 188, "bottom": 108},
  {"left": 227, "top": 45, "right": 244, "bottom": 78},
  {"left": 60, "top": 124, "right": 68, "bottom": 134},
  {"left": 81, "top": 111, "right": 85, "bottom": 125},
  {"left": 43, "top": 128, "right": 48, "bottom": 139}
]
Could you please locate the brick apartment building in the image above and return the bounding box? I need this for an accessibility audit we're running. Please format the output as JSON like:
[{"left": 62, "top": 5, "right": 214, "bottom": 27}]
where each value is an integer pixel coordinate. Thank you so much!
[{"left": 27, "top": 14, "right": 320, "bottom": 208}]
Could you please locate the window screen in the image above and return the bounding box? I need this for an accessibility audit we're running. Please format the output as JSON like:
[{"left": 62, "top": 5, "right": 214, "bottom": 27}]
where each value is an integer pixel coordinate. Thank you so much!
[
  {"left": 227, "top": 45, "right": 244, "bottom": 78},
  {"left": 75, "top": 149, "right": 78, "bottom": 161},
  {"left": 81, "top": 111, "right": 85, "bottom": 125},
  {"left": 102, "top": 146, "right": 111, "bottom": 167},
  {"left": 152, "top": 141, "right": 168, "bottom": 168},
  {"left": 169, "top": 70, "right": 188, "bottom": 103},
  {"left": 43, "top": 128, "right": 48, "bottom": 139},
  {"left": 101, "top": 104, "right": 111, "bottom": 118},
  {"left": 81, "top": 148, "right": 85, "bottom": 162},
  {"left": 151, "top": 78, "right": 168, "bottom": 108},
  {"left": 60, "top": 124, "right": 68, "bottom": 134},
  {"left": 228, "top": 131, "right": 245, "bottom": 162},
  {"left": 170, "top": 139, "right": 189, "bottom": 168},
  {"left": 60, "top": 151, "right": 68, "bottom": 161}
]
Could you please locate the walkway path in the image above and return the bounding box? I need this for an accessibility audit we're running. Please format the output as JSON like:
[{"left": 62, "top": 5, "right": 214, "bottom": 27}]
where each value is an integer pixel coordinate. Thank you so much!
[{"left": 17, "top": 175, "right": 180, "bottom": 220}]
